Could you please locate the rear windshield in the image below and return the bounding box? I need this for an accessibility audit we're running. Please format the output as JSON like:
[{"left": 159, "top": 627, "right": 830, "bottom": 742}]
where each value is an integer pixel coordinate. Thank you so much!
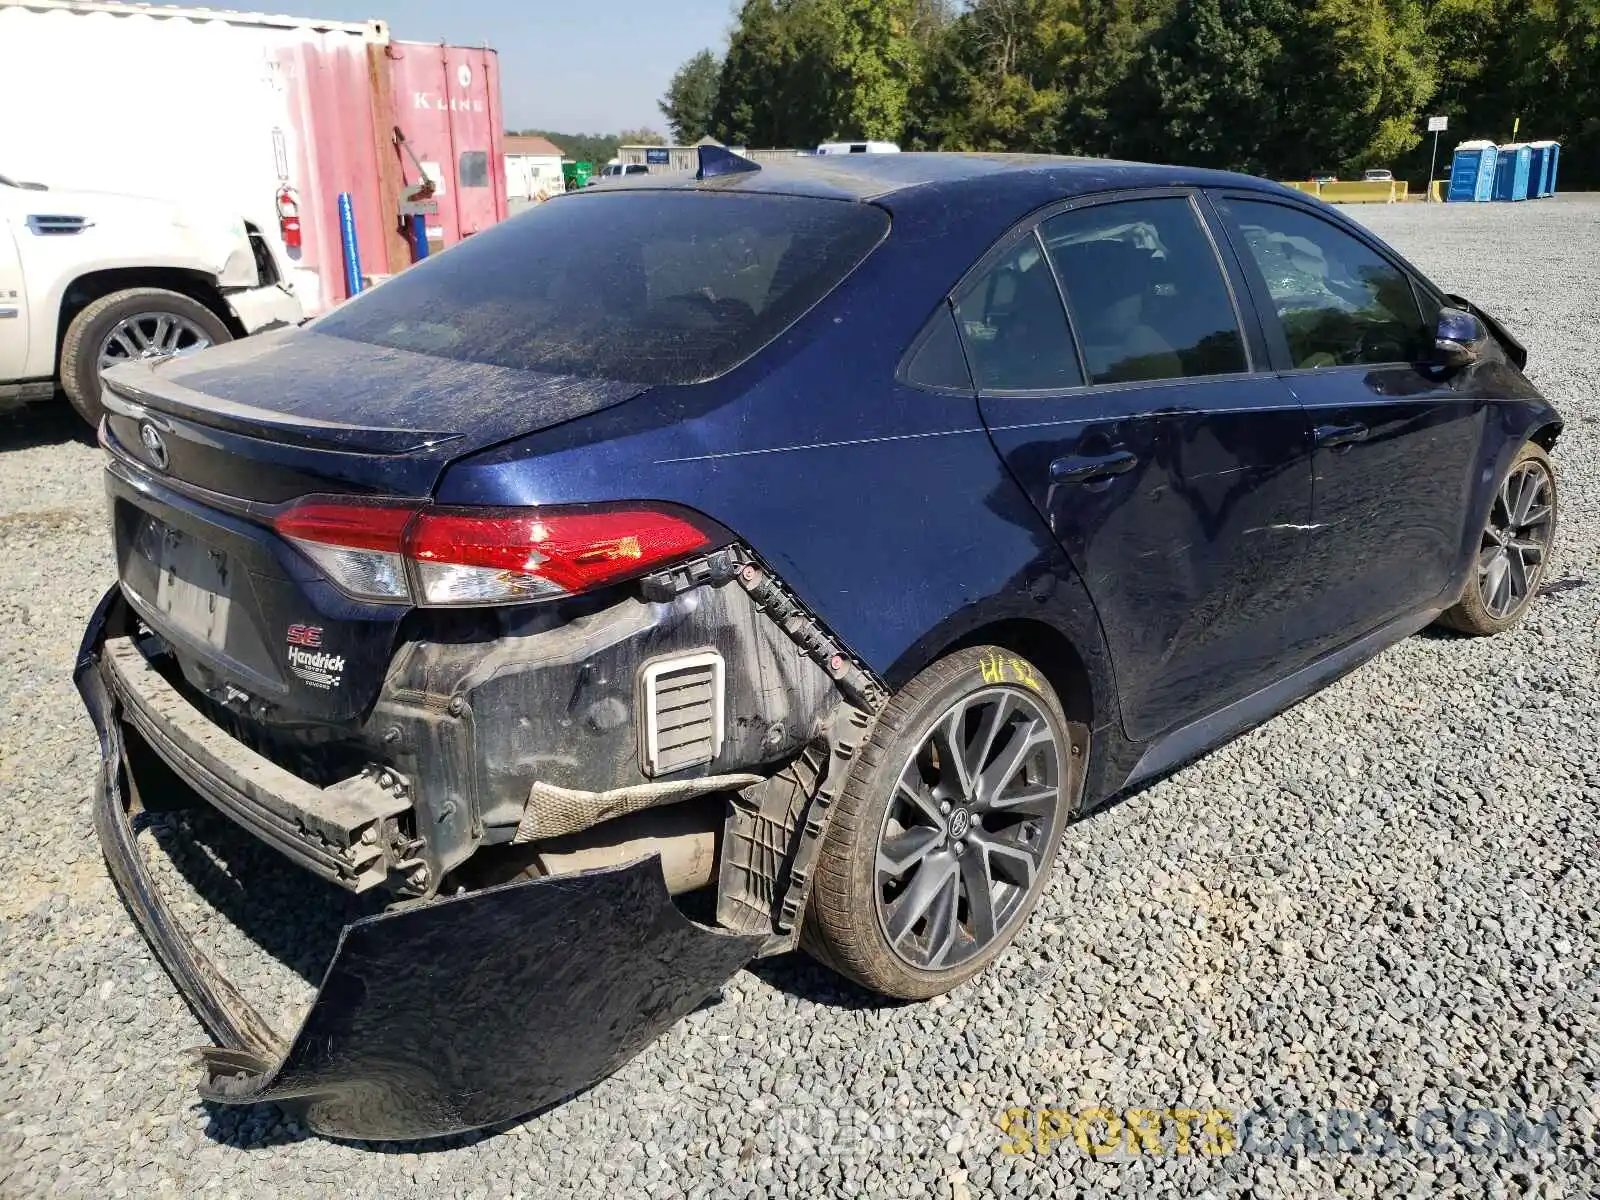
[{"left": 315, "top": 191, "right": 889, "bottom": 385}]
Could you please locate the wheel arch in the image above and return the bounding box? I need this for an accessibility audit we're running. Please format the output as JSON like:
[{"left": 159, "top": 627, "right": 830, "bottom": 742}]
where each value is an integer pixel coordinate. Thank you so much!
[
  {"left": 884, "top": 604, "right": 1116, "bottom": 735},
  {"left": 57, "top": 268, "right": 242, "bottom": 362},
  {"left": 1528, "top": 417, "right": 1562, "bottom": 453},
  {"left": 938, "top": 618, "right": 1096, "bottom": 728}
]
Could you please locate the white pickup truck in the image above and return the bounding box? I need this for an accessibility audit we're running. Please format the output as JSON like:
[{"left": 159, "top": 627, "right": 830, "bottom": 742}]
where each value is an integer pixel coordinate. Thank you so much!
[{"left": 0, "top": 171, "right": 303, "bottom": 424}]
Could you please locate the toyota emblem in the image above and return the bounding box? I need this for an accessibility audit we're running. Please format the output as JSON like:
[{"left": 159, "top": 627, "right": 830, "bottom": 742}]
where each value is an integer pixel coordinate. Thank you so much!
[{"left": 138, "top": 422, "right": 169, "bottom": 471}]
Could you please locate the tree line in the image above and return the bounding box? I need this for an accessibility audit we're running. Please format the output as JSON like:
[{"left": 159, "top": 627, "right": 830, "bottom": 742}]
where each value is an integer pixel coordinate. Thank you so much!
[{"left": 659, "top": 0, "right": 1598, "bottom": 186}]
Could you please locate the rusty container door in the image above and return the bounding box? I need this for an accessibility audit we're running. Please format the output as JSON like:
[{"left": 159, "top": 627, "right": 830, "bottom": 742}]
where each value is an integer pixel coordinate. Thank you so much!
[
  {"left": 278, "top": 35, "right": 395, "bottom": 306},
  {"left": 386, "top": 42, "right": 506, "bottom": 251}
]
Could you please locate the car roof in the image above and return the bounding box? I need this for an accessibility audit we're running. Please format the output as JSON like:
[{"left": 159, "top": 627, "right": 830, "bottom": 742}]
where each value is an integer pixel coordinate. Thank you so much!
[{"left": 603, "top": 152, "right": 1297, "bottom": 205}]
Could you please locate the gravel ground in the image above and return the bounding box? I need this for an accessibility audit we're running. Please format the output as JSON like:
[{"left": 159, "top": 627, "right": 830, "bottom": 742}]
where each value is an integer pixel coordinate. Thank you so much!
[{"left": 2, "top": 197, "right": 1597, "bottom": 1199}]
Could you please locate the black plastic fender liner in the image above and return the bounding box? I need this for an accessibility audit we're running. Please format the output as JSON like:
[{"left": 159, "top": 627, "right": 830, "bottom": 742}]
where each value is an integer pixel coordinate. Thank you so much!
[{"left": 77, "top": 586, "right": 765, "bottom": 1141}]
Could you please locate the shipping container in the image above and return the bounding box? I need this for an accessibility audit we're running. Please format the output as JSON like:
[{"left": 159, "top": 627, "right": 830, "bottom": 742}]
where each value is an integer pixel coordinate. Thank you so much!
[{"left": 0, "top": 0, "right": 506, "bottom": 313}]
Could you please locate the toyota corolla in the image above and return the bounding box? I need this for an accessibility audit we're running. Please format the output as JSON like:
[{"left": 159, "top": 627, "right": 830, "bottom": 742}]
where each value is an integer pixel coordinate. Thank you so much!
[{"left": 77, "top": 148, "right": 1561, "bottom": 1140}]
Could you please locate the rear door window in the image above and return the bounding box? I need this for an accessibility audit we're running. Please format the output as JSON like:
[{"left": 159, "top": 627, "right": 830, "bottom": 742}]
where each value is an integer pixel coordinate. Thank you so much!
[
  {"left": 1040, "top": 197, "right": 1247, "bottom": 385},
  {"left": 314, "top": 192, "right": 889, "bottom": 385},
  {"left": 954, "top": 232, "right": 1083, "bottom": 392},
  {"left": 1223, "top": 198, "right": 1429, "bottom": 368}
]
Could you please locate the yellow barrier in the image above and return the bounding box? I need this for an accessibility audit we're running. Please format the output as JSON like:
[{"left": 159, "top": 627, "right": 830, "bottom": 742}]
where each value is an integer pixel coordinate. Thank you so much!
[
  {"left": 1274, "top": 180, "right": 1405, "bottom": 203},
  {"left": 1316, "top": 181, "right": 1398, "bottom": 203}
]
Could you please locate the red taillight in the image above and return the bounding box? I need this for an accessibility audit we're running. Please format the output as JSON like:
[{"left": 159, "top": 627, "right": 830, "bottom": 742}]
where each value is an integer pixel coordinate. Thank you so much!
[
  {"left": 271, "top": 500, "right": 716, "bottom": 606},
  {"left": 272, "top": 501, "right": 414, "bottom": 552}
]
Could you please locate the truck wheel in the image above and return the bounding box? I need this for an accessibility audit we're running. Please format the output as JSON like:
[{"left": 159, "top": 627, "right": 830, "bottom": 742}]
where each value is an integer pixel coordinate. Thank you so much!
[
  {"left": 60, "top": 288, "right": 231, "bottom": 426},
  {"left": 803, "top": 646, "right": 1077, "bottom": 999},
  {"left": 1437, "top": 440, "right": 1558, "bottom": 636}
]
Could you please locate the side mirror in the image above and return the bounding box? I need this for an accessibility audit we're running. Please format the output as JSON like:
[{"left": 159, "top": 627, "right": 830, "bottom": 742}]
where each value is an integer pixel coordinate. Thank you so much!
[{"left": 1433, "top": 306, "right": 1488, "bottom": 369}]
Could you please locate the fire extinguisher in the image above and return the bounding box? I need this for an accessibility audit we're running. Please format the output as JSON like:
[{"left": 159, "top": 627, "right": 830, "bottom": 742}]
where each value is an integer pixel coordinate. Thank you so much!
[{"left": 275, "top": 186, "right": 302, "bottom": 250}]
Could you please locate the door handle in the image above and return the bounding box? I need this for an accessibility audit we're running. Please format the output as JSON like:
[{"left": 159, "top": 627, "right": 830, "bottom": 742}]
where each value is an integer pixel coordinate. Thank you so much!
[
  {"left": 1049, "top": 449, "right": 1139, "bottom": 484},
  {"left": 1313, "top": 422, "right": 1369, "bottom": 450}
]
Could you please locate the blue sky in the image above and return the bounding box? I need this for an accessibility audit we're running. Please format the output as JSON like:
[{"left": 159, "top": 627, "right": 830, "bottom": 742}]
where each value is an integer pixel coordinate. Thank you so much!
[{"left": 269, "top": 0, "right": 734, "bottom": 133}]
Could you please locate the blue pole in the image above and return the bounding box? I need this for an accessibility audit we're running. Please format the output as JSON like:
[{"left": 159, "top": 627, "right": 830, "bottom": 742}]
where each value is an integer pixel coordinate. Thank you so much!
[
  {"left": 337, "top": 192, "right": 363, "bottom": 297},
  {"left": 410, "top": 213, "right": 429, "bottom": 261}
]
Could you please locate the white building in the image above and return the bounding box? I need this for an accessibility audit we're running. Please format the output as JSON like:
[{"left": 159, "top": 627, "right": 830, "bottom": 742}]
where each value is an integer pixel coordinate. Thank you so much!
[{"left": 504, "top": 135, "right": 565, "bottom": 202}]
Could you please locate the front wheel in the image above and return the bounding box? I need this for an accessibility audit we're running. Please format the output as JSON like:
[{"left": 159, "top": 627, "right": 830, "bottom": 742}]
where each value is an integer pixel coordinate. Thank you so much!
[
  {"left": 1437, "top": 440, "right": 1558, "bottom": 636},
  {"left": 60, "top": 288, "right": 232, "bottom": 426},
  {"left": 803, "top": 646, "right": 1080, "bottom": 999}
]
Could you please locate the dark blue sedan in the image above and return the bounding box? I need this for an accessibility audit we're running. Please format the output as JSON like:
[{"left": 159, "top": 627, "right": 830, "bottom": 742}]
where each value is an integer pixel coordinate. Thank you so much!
[{"left": 78, "top": 148, "right": 1561, "bottom": 1139}]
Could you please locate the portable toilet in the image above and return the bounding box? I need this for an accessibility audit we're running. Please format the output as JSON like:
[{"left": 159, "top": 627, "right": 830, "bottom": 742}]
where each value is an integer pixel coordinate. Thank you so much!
[
  {"left": 1448, "top": 141, "right": 1498, "bottom": 202},
  {"left": 1492, "top": 143, "right": 1533, "bottom": 201},
  {"left": 1547, "top": 142, "right": 1561, "bottom": 195},
  {"left": 1526, "top": 142, "right": 1553, "bottom": 197}
]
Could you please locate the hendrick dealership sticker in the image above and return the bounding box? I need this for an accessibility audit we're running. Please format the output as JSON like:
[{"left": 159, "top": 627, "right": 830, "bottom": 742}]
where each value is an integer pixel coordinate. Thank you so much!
[{"left": 286, "top": 625, "right": 344, "bottom": 690}]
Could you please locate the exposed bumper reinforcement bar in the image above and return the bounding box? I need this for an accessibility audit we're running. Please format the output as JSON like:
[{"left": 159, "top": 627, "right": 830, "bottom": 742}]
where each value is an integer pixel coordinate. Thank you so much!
[
  {"left": 101, "top": 633, "right": 411, "bottom": 892},
  {"left": 78, "top": 586, "right": 764, "bottom": 1140}
]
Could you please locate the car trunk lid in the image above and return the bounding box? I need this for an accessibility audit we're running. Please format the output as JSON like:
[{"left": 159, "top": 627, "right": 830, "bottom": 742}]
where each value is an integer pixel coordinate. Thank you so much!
[{"left": 102, "top": 325, "right": 648, "bottom": 499}]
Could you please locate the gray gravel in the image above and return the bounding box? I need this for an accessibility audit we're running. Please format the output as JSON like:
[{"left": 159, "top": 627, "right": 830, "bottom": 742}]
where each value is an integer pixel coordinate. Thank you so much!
[{"left": 2, "top": 197, "right": 1598, "bottom": 1199}]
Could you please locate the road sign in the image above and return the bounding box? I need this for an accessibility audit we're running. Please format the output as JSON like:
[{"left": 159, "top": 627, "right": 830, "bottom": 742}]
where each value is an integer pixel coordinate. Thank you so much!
[{"left": 1425, "top": 117, "right": 1449, "bottom": 201}]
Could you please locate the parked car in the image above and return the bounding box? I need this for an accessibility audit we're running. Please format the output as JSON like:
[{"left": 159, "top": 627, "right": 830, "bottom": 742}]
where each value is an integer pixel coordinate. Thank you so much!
[
  {"left": 597, "top": 161, "right": 651, "bottom": 178},
  {"left": 1312, "top": 171, "right": 1339, "bottom": 185},
  {"left": 0, "top": 172, "right": 301, "bottom": 423},
  {"left": 1363, "top": 168, "right": 1395, "bottom": 182},
  {"left": 78, "top": 147, "right": 1561, "bottom": 1140}
]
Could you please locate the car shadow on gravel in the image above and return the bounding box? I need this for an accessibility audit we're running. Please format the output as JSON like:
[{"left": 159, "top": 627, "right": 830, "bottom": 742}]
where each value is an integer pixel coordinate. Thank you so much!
[
  {"left": 743, "top": 951, "right": 913, "bottom": 1011},
  {"left": 0, "top": 399, "right": 94, "bottom": 451}
]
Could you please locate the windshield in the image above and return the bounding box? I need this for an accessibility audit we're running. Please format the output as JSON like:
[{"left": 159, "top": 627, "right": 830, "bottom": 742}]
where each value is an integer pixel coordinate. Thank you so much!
[{"left": 316, "top": 190, "right": 889, "bottom": 385}]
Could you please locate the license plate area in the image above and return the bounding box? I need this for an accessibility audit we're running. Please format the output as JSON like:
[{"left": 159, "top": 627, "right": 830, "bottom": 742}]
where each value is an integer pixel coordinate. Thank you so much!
[{"left": 131, "top": 517, "right": 234, "bottom": 649}]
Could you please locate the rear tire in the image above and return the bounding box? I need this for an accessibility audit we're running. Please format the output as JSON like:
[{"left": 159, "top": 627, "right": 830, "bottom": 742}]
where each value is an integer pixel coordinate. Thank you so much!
[
  {"left": 803, "top": 646, "right": 1078, "bottom": 999},
  {"left": 60, "top": 288, "right": 232, "bottom": 426},
  {"left": 1437, "top": 440, "right": 1557, "bottom": 636}
]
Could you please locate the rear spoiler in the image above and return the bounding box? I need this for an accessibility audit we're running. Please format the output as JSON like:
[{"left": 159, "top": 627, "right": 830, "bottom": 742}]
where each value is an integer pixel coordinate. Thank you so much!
[{"left": 1445, "top": 293, "right": 1528, "bottom": 370}]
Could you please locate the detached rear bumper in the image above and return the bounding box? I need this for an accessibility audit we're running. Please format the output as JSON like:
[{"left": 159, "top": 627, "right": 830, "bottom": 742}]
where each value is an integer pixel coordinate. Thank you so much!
[{"left": 76, "top": 586, "right": 763, "bottom": 1140}]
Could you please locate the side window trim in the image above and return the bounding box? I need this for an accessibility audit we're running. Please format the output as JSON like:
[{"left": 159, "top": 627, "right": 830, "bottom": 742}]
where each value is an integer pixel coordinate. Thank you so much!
[
  {"left": 1033, "top": 225, "right": 1092, "bottom": 384},
  {"left": 1207, "top": 189, "right": 1428, "bottom": 374},
  {"left": 1190, "top": 191, "right": 1268, "bottom": 372}
]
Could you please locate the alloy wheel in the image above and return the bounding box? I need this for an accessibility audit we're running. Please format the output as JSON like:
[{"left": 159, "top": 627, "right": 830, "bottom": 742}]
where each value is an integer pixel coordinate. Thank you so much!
[
  {"left": 874, "top": 688, "right": 1064, "bottom": 970},
  {"left": 97, "top": 311, "right": 213, "bottom": 372},
  {"left": 1478, "top": 458, "right": 1555, "bottom": 619}
]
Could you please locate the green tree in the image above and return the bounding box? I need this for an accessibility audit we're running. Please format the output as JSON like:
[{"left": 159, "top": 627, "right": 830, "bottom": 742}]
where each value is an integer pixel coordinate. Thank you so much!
[
  {"left": 1286, "top": 0, "right": 1436, "bottom": 174},
  {"left": 659, "top": 50, "right": 723, "bottom": 142},
  {"left": 1110, "top": 0, "right": 1294, "bottom": 171},
  {"left": 713, "top": 0, "right": 924, "bottom": 146},
  {"left": 907, "top": 0, "right": 1089, "bottom": 151},
  {"left": 1111, "top": 0, "right": 1434, "bottom": 177},
  {"left": 1054, "top": 0, "right": 1174, "bottom": 156}
]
